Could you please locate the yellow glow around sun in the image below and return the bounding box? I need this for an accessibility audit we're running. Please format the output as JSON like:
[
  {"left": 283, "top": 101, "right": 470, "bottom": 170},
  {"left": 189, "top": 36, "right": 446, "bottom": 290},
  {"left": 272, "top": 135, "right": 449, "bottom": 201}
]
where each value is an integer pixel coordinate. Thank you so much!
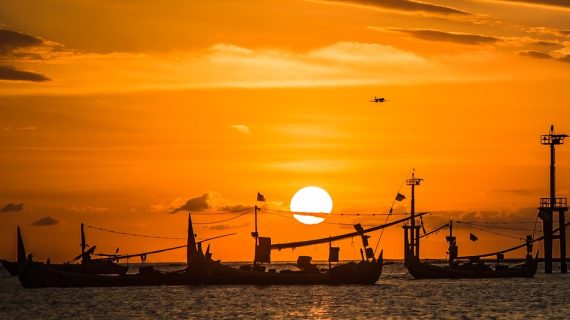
[{"left": 290, "top": 186, "right": 333, "bottom": 225}]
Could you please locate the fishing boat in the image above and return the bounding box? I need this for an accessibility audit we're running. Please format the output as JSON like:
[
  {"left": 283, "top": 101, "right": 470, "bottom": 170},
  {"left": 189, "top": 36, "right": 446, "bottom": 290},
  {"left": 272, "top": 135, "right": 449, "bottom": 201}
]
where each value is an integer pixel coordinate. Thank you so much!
[
  {"left": 1, "top": 223, "right": 127, "bottom": 277},
  {"left": 185, "top": 206, "right": 388, "bottom": 285},
  {"left": 401, "top": 172, "right": 538, "bottom": 279},
  {"left": 17, "top": 203, "right": 420, "bottom": 288}
]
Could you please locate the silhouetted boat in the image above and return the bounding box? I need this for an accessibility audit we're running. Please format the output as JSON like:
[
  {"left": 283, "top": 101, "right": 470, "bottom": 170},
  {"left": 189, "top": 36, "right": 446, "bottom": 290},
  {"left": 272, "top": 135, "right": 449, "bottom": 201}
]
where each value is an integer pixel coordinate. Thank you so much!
[
  {"left": 404, "top": 244, "right": 538, "bottom": 279},
  {"left": 15, "top": 209, "right": 419, "bottom": 288},
  {"left": 3, "top": 223, "right": 127, "bottom": 277},
  {"left": 401, "top": 172, "right": 538, "bottom": 279},
  {"left": 185, "top": 209, "right": 384, "bottom": 285}
]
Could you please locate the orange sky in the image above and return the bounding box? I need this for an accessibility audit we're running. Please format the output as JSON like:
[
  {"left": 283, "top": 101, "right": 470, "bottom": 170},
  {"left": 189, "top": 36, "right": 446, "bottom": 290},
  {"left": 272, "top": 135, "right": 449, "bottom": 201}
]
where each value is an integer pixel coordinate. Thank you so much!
[{"left": 1, "top": 0, "right": 570, "bottom": 263}]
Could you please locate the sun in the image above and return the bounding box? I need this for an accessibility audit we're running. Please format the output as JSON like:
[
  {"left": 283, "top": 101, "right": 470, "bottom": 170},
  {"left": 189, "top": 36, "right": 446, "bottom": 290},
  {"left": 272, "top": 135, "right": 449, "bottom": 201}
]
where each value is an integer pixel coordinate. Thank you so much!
[{"left": 290, "top": 186, "right": 333, "bottom": 225}]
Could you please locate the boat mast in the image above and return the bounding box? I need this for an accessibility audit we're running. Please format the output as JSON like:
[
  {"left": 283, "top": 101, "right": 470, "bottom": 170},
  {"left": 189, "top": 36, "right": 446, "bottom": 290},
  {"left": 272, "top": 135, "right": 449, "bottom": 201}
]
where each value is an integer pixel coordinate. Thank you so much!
[
  {"left": 405, "top": 171, "right": 423, "bottom": 260},
  {"left": 252, "top": 205, "right": 259, "bottom": 267},
  {"left": 447, "top": 220, "right": 457, "bottom": 267},
  {"left": 81, "top": 223, "right": 86, "bottom": 263}
]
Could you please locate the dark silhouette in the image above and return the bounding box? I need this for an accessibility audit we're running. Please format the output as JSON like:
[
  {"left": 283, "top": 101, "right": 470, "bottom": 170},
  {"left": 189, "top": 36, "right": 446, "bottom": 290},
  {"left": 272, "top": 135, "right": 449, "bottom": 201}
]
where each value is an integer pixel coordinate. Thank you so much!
[
  {"left": 370, "top": 96, "right": 387, "bottom": 103},
  {"left": 538, "top": 125, "right": 568, "bottom": 274},
  {"left": 1, "top": 223, "right": 127, "bottom": 277},
  {"left": 402, "top": 172, "right": 538, "bottom": 279}
]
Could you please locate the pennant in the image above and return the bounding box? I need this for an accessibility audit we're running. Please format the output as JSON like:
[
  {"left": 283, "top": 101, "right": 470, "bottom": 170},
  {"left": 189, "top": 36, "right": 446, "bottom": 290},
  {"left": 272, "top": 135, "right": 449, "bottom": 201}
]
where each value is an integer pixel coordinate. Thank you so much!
[
  {"left": 255, "top": 237, "right": 271, "bottom": 263},
  {"left": 257, "top": 192, "right": 266, "bottom": 202},
  {"left": 329, "top": 247, "right": 340, "bottom": 262},
  {"left": 395, "top": 193, "right": 406, "bottom": 201},
  {"left": 469, "top": 233, "right": 478, "bottom": 241}
]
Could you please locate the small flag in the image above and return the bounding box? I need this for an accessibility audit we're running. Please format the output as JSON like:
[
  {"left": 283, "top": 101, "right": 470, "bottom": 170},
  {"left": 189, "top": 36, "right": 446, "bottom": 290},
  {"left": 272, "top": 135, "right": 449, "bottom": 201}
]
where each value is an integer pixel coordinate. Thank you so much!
[
  {"left": 389, "top": 207, "right": 393, "bottom": 214},
  {"left": 395, "top": 193, "right": 406, "bottom": 201},
  {"left": 538, "top": 209, "right": 551, "bottom": 222},
  {"left": 257, "top": 192, "right": 266, "bottom": 202},
  {"left": 469, "top": 233, "right": 478, "bottom": 241}
]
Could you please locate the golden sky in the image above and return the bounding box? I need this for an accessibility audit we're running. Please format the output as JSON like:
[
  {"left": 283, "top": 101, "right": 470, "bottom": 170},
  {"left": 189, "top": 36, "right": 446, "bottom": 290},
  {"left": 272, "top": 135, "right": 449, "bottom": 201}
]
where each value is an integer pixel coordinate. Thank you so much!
[{"left": 1, "top": 0, "right": 570, "bottom": 263}]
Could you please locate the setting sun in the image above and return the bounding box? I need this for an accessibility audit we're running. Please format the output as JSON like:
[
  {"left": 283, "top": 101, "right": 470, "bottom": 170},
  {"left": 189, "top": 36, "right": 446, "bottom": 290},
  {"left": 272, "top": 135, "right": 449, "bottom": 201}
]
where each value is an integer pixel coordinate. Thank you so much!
[{"left": 290, "top": 186, "right": 333, "bottom": 225}]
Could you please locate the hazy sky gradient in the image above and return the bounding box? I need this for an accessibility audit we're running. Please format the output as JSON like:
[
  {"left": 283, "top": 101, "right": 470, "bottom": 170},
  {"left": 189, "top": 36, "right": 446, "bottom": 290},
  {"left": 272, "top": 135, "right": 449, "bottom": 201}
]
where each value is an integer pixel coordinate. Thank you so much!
[{"left": 1, "top": 0, "right": 569, "bottom": 262}]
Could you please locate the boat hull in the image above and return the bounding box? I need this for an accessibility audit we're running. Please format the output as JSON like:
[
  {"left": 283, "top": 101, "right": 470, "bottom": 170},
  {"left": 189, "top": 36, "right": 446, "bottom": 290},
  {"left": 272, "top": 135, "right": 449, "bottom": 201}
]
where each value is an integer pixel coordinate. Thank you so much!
[
  {"left": 187, "top": 254, "right": 383, "bottom": 285},
  {"left": 0, "top": 259, "right": 20, "bottom": 276},
  {"left": 18, "top": 263, "right": 190, "bottom": 288},
  {"left": 404, "top": 248, "right": 538, "bottom": 279},
  {"left": 1, "top": 259, "right": 128, "bottom": 277},
  {"left": 18, "top": 258, "right": 383, "bottom": 288}
]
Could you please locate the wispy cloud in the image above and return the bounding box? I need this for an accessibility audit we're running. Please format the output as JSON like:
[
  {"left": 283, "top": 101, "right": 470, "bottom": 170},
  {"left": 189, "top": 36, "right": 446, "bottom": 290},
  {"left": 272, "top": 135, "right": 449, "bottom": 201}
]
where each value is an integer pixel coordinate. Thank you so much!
[
  {"left": 384, "top": 28, "right": 499, "bottom": 45},
  {"left": 32, "top": 216, "right": 59, "bottom": 227},
  {"left": 519, "top": 50, "right": 570, "bottom": 63},
  {"left": 0, "top": 65, "right": 49, "bottom": 82},
  {"left": 0, "top": 27, "right": 58, "bottom": 81},
  {"left": 315, "top": 0, "right": 469, "bottom": 15},
  {"left": 1, "top": 203, "right": 24, "bottom": 213},
  {"left": 230, "top": 124, "right": 252, "bottom": 135},
  {"left": 497, "top": 0, "right": 570, "bottom": 9}
]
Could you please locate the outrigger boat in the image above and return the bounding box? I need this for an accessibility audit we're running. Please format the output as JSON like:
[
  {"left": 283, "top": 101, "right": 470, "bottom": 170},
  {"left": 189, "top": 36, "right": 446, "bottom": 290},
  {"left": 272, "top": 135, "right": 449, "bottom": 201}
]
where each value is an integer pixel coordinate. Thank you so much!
[
  {"left": 1, "top": 223, "right": 127, "bottom": 277},
  {"left": 401, "top": 172, "right": 538, "bottom": 279},
  {"left": 16, "top": 205, "right": 418, "bottom": 288}
]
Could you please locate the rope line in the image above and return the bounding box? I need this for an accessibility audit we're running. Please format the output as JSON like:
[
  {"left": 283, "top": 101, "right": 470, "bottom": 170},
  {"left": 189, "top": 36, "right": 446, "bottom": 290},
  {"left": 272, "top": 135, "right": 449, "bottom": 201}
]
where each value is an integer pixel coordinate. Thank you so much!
[
  {"left": 462, "top": 224, "right": 525, "bottom": 241},
  {"left": 374, "top": 168, "right": 413, "bottom": 255},
  {"left": 87, "top": 225, "right": 185, "bottom": 240},
  {"left": 191, "top": 210, "right": 252, "bottom": 224},
  {"left": 458, "top": 221, "right": 534, "bottom": 233}
]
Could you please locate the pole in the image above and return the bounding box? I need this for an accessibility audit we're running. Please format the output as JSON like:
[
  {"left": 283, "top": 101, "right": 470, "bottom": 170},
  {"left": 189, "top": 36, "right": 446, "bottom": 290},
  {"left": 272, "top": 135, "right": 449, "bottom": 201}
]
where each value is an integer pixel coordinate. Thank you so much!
[
  {"left": 81, "top": 223, "right": 86, "bottom": 263},
  {"left": 253, "top": 205, "right": 259, "bottom": 267},
  {"left": 560, "top": 210, "right": 567, "bottom": 273},
  {"left": 410, "top": 175, "right": 416, "bottom": 259}
]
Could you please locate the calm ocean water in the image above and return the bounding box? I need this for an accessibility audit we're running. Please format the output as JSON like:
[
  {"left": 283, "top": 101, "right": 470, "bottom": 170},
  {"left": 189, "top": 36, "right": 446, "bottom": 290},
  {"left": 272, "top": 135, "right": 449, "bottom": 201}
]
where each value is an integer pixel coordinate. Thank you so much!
[{"left": 1, "top": 262, "right": 569, "bottom": 319}]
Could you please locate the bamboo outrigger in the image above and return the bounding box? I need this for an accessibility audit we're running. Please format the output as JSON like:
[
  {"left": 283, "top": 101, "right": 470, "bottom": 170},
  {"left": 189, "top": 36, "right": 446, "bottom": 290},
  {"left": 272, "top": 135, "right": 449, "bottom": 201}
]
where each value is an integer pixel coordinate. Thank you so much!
[
  {"left": 15, "top": 205, "right": 422, "bottom": 288},
  {"left": 1, "top": 223, "right": 127, "bottom": 277}
]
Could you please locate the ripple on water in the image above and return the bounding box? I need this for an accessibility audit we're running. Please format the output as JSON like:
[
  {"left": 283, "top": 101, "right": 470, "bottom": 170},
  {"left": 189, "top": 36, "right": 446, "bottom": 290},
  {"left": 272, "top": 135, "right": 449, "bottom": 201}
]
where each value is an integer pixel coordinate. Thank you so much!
[{"left": 0, "top": 263, "right": 569, "bottom": 319}]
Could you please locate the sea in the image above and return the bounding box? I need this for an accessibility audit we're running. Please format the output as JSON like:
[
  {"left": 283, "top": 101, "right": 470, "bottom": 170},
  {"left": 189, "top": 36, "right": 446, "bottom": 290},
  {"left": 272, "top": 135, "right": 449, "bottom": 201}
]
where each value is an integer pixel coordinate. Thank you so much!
[{"left": 1, "top": 262, "right": 569, "bottom": 319}]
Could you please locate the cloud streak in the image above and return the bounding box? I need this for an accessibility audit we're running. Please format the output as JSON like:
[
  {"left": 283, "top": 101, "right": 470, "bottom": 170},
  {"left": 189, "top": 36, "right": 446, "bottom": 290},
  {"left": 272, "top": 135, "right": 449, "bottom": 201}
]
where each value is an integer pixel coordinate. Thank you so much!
[
  {"left": 32, "top": 216, "right": 59, "bottom": 227},
  {"left": 320, "top": 0, "right": 469, "bottom": 15},
  {"left": 0, "top": 27, "right": 54, "bottom": 82},
  {"left": 385, "top": 28, "right": 499, "bottom": 45},
  {"left": 519, "top": 50, "right": 570, "bottom": 63},
  {"left": 1, "top": 203, "right": 24, "bottom": 213},
  {"left": 0, "top": 28, "right": 43, "bottom": 56},
  {"left": 0, "top": 65, "right": 49, "bottom": 82},
  {"left": 500, "top": 0, "right": 570, "bottom": 9}
]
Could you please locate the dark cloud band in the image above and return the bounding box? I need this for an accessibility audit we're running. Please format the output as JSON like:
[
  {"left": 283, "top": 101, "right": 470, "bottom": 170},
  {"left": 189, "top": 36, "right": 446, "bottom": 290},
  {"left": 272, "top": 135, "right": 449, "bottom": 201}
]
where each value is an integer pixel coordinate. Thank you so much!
[
  {"left": 388, "top": 28, "right": 499, "bottom": 45},
  {"left": 324, "top": 0, "right": 469, "bottom": 15},
  {"left": 0, "top": 65, "right": 49, "bottom": 82}
]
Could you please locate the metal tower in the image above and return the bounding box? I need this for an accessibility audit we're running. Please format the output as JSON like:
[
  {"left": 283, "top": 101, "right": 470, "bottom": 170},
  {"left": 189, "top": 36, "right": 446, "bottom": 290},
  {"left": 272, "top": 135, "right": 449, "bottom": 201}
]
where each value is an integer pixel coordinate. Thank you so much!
[{"left": 538, "top": 125, "right": 568, "bottom": 274}]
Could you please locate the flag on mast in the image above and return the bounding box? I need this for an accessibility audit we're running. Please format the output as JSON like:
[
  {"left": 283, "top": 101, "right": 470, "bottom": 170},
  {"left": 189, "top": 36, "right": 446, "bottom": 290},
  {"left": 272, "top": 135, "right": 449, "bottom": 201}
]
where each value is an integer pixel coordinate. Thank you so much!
[
  {"left": 395, "top": 193, "right": 406, "bottom": 201},
  {"left": 257, "top": 192, "right": 266, "bottom": 202},
  {"left": 469, "top": 233, "right": 478, "bottom": 241}
]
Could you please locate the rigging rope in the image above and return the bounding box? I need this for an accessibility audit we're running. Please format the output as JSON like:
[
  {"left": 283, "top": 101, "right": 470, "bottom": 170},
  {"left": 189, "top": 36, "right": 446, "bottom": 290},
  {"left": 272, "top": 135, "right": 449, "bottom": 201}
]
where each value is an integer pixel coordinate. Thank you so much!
[
  {"left": 87, "top": 225, "right": 185, "bottom": 240},
  {"left": 458, "top": 221, "right": 534, "bottom": 233},
  {"left": 191, "top": 210, "right": 252, "bottom": 224},
  {"left": 374, "top": 168, "right": 413, "bottom": 256},
  {"left": 461, "top": 224, "right": 525, "bottom": 241}
]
